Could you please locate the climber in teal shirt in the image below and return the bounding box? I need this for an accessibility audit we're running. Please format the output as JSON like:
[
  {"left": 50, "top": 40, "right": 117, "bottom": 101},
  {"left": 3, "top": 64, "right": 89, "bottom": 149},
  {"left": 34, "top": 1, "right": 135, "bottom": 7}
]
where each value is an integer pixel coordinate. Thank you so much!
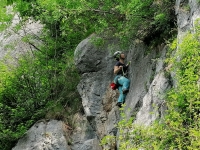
[{"left": 113, "top": 51, "right": 130, "bottom": 108}]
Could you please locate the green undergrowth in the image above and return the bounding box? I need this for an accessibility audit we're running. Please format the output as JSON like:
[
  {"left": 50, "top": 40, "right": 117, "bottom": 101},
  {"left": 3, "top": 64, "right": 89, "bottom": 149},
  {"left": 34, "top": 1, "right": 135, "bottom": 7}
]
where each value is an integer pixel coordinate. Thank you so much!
[
  {"left": 101, "top": 20, "right": 200, "bottom": 149},
  {"left": 0, "top": 49, "right": 81, "bottom": 150},
  {"left": 0, "top": 0, "right": 14, "bottom": 31}
]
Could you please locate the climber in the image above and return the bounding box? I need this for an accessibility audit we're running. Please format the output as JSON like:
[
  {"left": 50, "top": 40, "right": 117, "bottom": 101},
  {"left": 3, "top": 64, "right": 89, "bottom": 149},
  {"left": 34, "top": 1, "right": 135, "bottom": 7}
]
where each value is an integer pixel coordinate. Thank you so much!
[{"left": 113, "top": 51, "right": 130, "bottom": 108}]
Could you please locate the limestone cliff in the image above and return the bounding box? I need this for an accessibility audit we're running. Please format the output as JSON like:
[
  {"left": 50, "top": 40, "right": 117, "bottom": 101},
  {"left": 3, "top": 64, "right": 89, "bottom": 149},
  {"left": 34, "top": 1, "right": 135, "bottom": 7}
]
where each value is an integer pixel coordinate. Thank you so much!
[
  {"left": 71, "top": 0, "right": 200, "bottom": 149},
  {"left": 72, "top": 35, "right": 169, "bottom": 150},
  {"left": 11, "top": 0, "right": 200, "bottom": 150}
]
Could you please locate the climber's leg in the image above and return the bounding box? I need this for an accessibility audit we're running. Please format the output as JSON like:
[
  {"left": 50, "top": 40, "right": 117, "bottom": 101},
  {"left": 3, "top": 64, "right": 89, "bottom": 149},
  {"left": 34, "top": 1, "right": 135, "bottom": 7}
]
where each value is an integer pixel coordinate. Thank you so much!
[
  {"left": 117, "top": 85, "right": 127, "bottom": 104},
  {"left": 118, "top": 76, "right": 130, "bottom": 93},
  {"left": 113, "top": 75, "right": 121, "bottom": 84}
]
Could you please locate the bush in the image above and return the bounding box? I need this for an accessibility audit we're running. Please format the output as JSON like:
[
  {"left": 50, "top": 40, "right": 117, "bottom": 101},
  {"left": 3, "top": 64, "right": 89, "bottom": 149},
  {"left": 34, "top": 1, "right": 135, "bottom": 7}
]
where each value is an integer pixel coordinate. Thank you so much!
[
  {"left": 11, "top": 0, "right": 176, "bottom": 47},
  {"left": 0, "top": 49, "right": 81, "bottom": 149}
]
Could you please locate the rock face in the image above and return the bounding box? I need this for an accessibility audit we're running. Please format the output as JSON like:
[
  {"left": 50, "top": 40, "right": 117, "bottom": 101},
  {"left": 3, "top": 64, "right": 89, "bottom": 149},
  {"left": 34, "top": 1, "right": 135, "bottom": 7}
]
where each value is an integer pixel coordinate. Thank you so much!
[
  {"left": 12, "top": 120, "right": 69, "bottom": 150},
  {"left": 11, "top": 1, "right": 200, "bottom": 150},
  {"left": 73, "top": 35, "right": 170, "bottom": 149},
  {"left": 176, "top": 0, "right": 200, "bottom": 35},
  {"left": 70, "top": 113, "right": 102, "bottom": 150},
  {"left": 72, "top": 1, "right": 200, "bottom": 149},
  {"left": 0, "top": 13, "right": 42, "bottom": 64}
]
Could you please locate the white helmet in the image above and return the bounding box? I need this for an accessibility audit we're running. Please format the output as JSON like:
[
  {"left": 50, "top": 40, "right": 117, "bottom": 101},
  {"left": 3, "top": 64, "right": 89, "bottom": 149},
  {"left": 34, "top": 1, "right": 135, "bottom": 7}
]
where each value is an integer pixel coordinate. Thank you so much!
[{"left": 113, "top": 51, "right": 122, "bottom": 59}]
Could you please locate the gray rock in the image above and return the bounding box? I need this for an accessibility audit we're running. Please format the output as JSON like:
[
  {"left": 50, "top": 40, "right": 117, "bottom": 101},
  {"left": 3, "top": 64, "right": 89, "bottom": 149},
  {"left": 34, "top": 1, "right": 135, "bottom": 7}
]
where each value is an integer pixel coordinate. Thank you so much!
[
  {"left": 79, "top": 139, "right": 101, "bottom": 150},
  {"left": 176, "top": 0, "right": 200, "bottom": 37},
  {"left": 74, "top": 35, "right": 111, "bottom": 73},
  {"left": 134, "top": 72, "right": 170, "bottom": 126},
  {"left": 12, "top": 120, "right": 69, "bottom": 150},
  {"left": 74, "top": 35, "right": 171, "bottom": 149},
  {"left": 0, "top": 13, "right": 42, "bottom": 64},
  {"left": 70, "top": 113, "right": 101, "bottom": 150}
]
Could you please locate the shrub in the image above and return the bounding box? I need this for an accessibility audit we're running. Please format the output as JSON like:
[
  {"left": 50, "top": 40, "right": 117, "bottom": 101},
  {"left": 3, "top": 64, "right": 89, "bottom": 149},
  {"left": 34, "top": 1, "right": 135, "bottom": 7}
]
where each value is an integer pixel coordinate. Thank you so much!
[{"left": 0, "top": 50, "right": 81, "bottom": 149}]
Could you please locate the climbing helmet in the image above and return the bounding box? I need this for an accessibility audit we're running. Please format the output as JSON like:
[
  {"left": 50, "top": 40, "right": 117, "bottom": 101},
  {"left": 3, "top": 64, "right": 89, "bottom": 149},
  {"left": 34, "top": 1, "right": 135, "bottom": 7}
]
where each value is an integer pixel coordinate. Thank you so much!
[{"left": 113, "top": 51, "right": 122, "bottom": 59}]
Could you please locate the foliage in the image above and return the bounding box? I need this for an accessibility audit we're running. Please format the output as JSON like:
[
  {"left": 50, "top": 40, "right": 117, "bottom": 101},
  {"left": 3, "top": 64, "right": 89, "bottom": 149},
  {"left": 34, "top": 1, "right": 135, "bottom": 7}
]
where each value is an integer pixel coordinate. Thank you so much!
[
  {"left": 0, "top": 49, "right": 80, "bottom": 150},
  {"left": 0, "top": 0, "right": 14, "bottom": 31},
  {"left": 0, "top": 1, "right": 82, "bottom": 149},
  {"left": 101, "top": 20, "right": 200, "bottom": 149},
  {"left": 9, "top": 0, "right": 176, "bottom": 47}
]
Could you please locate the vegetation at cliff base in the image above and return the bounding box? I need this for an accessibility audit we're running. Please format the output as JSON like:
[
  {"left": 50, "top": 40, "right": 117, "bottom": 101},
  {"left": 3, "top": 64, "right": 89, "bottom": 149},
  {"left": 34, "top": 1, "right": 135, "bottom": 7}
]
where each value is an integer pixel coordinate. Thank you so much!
[
  {"left": 0, "top": 0, "right": 177, "bottom": 149},
  {"left": 0, "top": 51, "right": 81, "bottom": 149}
]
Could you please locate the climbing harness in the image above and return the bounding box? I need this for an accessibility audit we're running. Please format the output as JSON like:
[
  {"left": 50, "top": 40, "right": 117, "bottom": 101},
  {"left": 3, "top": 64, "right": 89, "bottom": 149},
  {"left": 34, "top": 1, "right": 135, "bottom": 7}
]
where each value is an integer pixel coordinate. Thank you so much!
[{"left": 122, "top": 66, "right": 126, "bottom": 77}]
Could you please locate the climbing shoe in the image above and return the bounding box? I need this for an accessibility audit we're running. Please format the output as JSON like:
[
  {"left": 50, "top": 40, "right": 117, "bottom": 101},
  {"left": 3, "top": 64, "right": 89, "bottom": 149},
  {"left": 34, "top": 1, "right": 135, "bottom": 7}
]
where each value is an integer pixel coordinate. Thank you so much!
[
  {"left": 116, "top": 102, "right": 122, "bottom": 108},
  {"left": 122, "top": 89, "right": 129, "bottom": 94}
]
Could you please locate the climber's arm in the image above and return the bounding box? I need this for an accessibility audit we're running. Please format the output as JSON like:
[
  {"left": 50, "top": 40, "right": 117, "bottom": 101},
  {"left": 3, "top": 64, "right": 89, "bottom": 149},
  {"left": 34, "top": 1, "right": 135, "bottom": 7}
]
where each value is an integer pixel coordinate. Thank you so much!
[
  {"left": 126, "top": 61, "right": 131, "bottom": 67},
  {"left": 114, "top": 65, "right": 122, "bottom": 74}
]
